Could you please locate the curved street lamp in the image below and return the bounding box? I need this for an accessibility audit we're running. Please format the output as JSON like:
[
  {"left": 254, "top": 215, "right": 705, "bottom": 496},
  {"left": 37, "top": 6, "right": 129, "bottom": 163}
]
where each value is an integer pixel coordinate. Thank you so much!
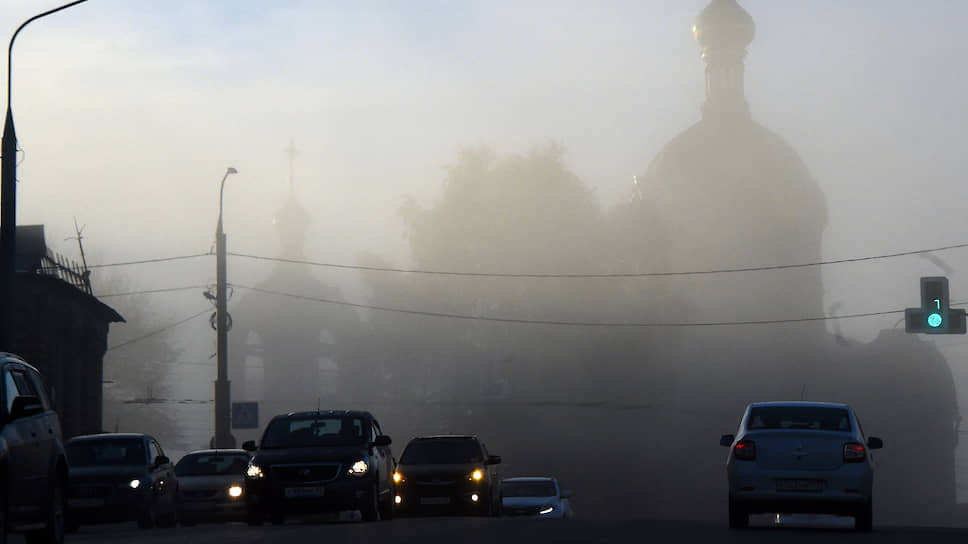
[
  {"left": 214, "top": 167, "right": 238, "bottom": 448},
  {"left": 1, "top": 0, "right": 90, "bottom": 350}
]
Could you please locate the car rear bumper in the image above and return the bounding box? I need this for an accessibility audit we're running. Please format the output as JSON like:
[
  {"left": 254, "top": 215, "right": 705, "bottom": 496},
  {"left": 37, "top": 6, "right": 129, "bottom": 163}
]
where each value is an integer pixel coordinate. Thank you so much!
[{"left": 728, "top": 462, "right": 872, "bottom": 513}]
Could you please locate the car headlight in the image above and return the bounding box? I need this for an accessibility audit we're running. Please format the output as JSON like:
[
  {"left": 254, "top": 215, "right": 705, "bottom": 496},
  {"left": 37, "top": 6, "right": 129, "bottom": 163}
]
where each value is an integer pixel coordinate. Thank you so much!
[
  {"left": 246, "top": 462, "right": 264, "bottom": 479},
  {"left": 469, "top": 469, "right": 484, "bottom": 482},
  {"left": 348, "top": 460, "right": 369, "bottom": 476},
  {"left": 393, "top": 471, "right": 404, "bottom": 484},
  {"left": 539, "top": 506, "right": 554, "bottom": 515},
  {"left": 128, "top": 479, "right": 142, "bottom": 489},
  {"left": 228, "top": 485, "right": 243, "bottom": 498}
]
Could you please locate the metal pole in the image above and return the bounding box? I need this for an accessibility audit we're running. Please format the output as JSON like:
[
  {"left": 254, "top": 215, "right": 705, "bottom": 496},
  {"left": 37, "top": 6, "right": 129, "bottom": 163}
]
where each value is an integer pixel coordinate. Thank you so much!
[
  {"left": 214, "top": 168, "right": 236, "bottom": 448},
  {"left": 1, "top": 0, "right": 89, "bottom": 351}
]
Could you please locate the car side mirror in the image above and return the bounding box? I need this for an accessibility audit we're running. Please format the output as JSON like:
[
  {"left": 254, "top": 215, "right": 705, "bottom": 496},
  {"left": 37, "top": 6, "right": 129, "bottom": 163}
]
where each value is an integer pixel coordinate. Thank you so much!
[
  {"left": 561, "top": 490, "right": 572, "bottom": 499},
  {"left": 720, "top": 434, "right": 734, "bottom": 447},
  {"left": 154, "top": 455, "right": 170, "bottom": 467},
  {"left": 867, "top": 437, "right": 883, "bottom": 450},
  {"left": 485, "top": 455, "right": 502, "bottom": 466},
  {"left": 9, "top": 396, "right": 44, "bottom": 421},
  {"left": 242, "top": 440, "right": 257, "bottom": 452},
  {"left": 373, "top": 435, "right": 392, "bottom": 447}
]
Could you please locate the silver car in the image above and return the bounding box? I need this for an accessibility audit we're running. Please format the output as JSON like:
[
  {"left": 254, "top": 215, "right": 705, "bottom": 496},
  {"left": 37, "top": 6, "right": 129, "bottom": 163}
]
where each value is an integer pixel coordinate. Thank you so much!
[
  {"left": 175, "top": 449, "right": 251, "bottom": 525},
  {"left": 720, "top": 401, "right": 883, "bottom": 532}
]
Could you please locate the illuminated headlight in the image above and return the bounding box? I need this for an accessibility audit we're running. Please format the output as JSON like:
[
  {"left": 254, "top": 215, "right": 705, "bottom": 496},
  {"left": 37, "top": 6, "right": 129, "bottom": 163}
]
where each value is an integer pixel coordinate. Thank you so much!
[
  {"left": 539, "top": 506, "right": 554, "bottom": 515},
  {"left": 348, "top": 460, "right": 369, "bottom": 476},
  {"left": 469, "top": 469, "right": 484, "bottom": 482},
  {"left": 246, "top": 463, "right": 264, "bottom": 479},
  {"left": 228, "top": 485, "right": 243, "bottom": 498},
  {"left": 471, "top": 493, "right": 480, "bottom": 502},
  {"left": 392, "top": 471, "right": 403, "bottom": 484},
  {"left": 394, "top": 495, "right": 402, "bottom": 504},
  {"left": 128, "top": 479, "right": 142, "bottom": 489}
]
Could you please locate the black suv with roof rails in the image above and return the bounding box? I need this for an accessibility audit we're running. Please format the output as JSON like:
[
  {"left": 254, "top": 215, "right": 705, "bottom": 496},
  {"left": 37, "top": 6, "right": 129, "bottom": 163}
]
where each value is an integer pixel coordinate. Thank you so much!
[
  {"left": 393, "top": 435, "right": 502, "bottom": 516},
  {"left": 0, "top": 352, "right": 69, "bottom": 544},
  {"left": 242, "top": 410, "right": 394, "bottom": 524}
]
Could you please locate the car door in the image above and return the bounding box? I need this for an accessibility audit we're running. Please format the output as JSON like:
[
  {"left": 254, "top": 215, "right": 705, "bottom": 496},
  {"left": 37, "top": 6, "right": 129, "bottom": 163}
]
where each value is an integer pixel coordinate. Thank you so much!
[
  {"left": 1, "top": 364, "right": 34, "bottom": 513},
  {"left": 370, "top": 420, "right": 393, "bottom": 497},
  {"left": 25, "top": 367, "right": 59, "bottom": 506},
  {"left": 150, "top": 439, "right": 175, "bottom": 507}
]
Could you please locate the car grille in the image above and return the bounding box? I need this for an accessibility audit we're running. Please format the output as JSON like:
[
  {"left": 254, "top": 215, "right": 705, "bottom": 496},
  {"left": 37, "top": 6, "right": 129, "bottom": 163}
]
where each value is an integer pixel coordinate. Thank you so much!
[
  {"left": 272, "top": 464, "right": 340, "bottom": 483},
  {"left": 182, "top": 489, "right": 219, "bottom": 500},
  {"left": 70, "top": 485, "right": 112, "bottom": 498}
]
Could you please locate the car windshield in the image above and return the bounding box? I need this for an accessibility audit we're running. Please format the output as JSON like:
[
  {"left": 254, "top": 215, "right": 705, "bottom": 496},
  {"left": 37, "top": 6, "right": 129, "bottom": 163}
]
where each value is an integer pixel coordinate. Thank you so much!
[
  {"left": 260, "top": 416, "right": 365, "bottom": 448},
  {"left": 175, "top": 453, "right": 250, "bottom": 477},
  {"left": 747, "top": 406, "right": 851, "bottom": 432},
  {"left": 400, "top": 439, "right": 483, "bottom": 464},
  {"left": 66, "top": 438, "right": 146, "bottom": 467},
  {"left": 502, "top": 481, "right": 557, "bottom": 498}
]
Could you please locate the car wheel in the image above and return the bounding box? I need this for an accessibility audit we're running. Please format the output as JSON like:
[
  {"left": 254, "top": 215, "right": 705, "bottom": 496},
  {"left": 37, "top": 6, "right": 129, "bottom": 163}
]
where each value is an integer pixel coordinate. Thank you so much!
[
  {"left": 361, "top": 484, "right": 380, "bottom": 522},
  {"left": 269, "top": 506, "right": 286, "bottom": 526},
  {"left": 378, "top": 489, "right": 393, "bottom": 521},
  {"left": 0, "top": 475, "right": 8, "bottom": 544},
  {"left": 855, "top": 500, "right": 873, "bottom": 532},
  {"left": 245, "top": 507, "right": 264, "bottom": 526},
  {"left": 728, "top": 497, "right": 748, "bottom": 529},
  {"left": 25, "top": 476, "right": 66, "bottom": 544},
  {"left": 156, "top": 510, "right": 177, "bottom": 528},
  {"left": 137, "top": 502, "right": 156, "bottom": 530}
]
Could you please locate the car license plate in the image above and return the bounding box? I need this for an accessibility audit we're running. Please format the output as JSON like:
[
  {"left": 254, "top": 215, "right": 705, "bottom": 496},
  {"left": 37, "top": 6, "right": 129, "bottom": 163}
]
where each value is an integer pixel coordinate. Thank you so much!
[
  {"left": 285, "top": 486, "right": 325, "bottom": 499},
  {"left": 69, "top": 498, "right": 104, "bottom": 508},
  {"left": 775, "top": 479, "right": 823, "bottom": 492},
  {"left": 420, "top": 497, "right": 451, "bottom": 505}
]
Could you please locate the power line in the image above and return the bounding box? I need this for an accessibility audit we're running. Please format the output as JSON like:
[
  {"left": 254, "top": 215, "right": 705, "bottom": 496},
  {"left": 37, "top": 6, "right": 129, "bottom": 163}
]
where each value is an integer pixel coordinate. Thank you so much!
[
  {"left": 96, "top": 285, "right": 207, "bottom": 298},
  {"left": 229, "top": 242, "right": 968, "bottom": 278},
  {"left": 88, "top": 253, "right": 211, "bottom": 269},
  {"left": 106, "top": 308, "right": 210, "bottom": 351},
  {"left": 238, "top": 285, "right": 962, "bottom": 328}
]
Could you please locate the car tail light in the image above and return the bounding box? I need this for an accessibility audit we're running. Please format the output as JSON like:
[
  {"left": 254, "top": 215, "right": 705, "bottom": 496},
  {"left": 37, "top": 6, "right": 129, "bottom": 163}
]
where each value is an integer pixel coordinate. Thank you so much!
[
  {"left": 733, "top": 440, "right": 756, "bottom": 461},
  {"left": 843, "top": 442, "right": 866, "bottom": 463}
]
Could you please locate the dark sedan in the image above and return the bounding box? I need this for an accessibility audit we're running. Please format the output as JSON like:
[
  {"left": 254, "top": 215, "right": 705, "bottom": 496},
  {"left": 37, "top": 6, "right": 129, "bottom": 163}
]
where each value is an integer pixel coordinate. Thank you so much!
[
  {"left": 65, "top": 433, "right": 178, "bottom": 530},
  {"left": 175, "top": 449, "right": 250, "bottom": 525},
  {"left": 393, "top": 435, "right": 501, "bottom": 516}
]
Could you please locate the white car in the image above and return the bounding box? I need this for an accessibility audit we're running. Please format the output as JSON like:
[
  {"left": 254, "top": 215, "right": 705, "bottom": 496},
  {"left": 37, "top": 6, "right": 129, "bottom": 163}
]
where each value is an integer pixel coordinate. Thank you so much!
[
  {"left": 720, "top": 401, "right": 883, "bottom": 532},
  {"left": 500, "top": 477, "right": 573, "bottom": 519}
]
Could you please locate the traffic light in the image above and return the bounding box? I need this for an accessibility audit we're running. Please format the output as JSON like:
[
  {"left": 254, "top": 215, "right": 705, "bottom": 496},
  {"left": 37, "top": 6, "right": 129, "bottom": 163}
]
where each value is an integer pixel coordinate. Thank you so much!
[{"left": 905, "top": 277, "right": 967, "bottom": 334}]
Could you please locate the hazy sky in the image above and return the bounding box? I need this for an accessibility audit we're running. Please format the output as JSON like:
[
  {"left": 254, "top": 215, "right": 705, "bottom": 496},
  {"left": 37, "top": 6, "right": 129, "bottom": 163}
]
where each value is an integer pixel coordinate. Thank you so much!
[{"left": 4, "top": 0, "right": 968, "bottom": 343}]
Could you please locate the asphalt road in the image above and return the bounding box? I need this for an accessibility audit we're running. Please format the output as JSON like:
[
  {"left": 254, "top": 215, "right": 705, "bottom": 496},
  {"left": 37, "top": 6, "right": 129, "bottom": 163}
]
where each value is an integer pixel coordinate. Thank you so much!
[{"left": 11, "top": 516, "right": 968, "bottom": 544}]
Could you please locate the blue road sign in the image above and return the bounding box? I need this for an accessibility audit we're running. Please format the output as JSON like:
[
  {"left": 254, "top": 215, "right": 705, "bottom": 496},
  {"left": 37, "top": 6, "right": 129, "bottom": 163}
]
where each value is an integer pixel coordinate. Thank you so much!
[{"left": 232, "top": 402, "right": 259, "bottom": 429}]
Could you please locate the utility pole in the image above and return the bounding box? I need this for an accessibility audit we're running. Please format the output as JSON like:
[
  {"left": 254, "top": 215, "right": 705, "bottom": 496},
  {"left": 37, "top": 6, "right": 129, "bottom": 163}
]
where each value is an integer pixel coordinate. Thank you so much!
[{"left": 214, "top": 167, "right": 237, "bottom": 448}]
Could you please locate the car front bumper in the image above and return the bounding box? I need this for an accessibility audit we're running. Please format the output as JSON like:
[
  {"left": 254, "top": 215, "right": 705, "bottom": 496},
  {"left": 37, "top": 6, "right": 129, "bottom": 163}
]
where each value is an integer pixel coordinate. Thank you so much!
[{"left": 245, "top": 476, "right": 375, "bottom": 514}]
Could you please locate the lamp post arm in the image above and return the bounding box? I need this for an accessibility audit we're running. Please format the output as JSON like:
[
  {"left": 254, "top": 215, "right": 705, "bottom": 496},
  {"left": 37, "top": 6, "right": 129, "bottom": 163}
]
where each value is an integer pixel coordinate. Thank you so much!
[{"left": 7, "top": 0, "right": 89, "bottom": 110}]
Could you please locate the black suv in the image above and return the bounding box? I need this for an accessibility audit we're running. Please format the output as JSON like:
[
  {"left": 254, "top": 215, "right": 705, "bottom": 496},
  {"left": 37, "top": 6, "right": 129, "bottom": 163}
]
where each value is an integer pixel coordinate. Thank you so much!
[
  {"left": 65, "top": 433, "right": 178, "bottom": 530},
  {"left": 0, "top": 353, "right": 69, "bottom": 544},
  {"left": 243, "top": 410, "right": 394, "bottom": 524},
  {"left": 393, "top": 435, "right": 501, "bottom": 516}
]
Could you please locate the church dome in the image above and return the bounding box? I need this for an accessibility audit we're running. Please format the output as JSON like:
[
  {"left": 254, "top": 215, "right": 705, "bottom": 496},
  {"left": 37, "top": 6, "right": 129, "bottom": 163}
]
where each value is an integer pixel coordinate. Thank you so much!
[{"left": 693, "top": 0, "right": 755, "bottom": 55}]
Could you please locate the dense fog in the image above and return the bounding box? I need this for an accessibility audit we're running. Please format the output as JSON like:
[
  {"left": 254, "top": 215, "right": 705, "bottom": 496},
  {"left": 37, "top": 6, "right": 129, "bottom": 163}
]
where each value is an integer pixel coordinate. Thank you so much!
[{"left": 4, "top": 0, "right": 967, "bottom": 526}]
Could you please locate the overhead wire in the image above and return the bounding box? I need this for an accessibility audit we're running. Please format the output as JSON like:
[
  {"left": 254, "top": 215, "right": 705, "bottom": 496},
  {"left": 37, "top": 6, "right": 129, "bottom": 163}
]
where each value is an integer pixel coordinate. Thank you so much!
[
  {"left": 82, "top": 240, "right": 968, "bottom": 277},
  {"left": 105, "top": 308, "right": 210, "bottom": 351},
  {"left": 236, "top": 285, "right": 965, "bottom": 328},
  {"left": 228, "top": 241, "right": 968, "bottom": 278}
]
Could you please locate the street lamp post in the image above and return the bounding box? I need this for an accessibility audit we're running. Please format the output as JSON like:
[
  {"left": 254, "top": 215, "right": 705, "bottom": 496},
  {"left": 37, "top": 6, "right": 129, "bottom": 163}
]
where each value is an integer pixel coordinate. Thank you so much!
[
  {"left": 0, "top": 0, "right": 89, "bottom": 351},
  {"left": 214, "top": 167, "right": 238, "bottom": 449}
]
